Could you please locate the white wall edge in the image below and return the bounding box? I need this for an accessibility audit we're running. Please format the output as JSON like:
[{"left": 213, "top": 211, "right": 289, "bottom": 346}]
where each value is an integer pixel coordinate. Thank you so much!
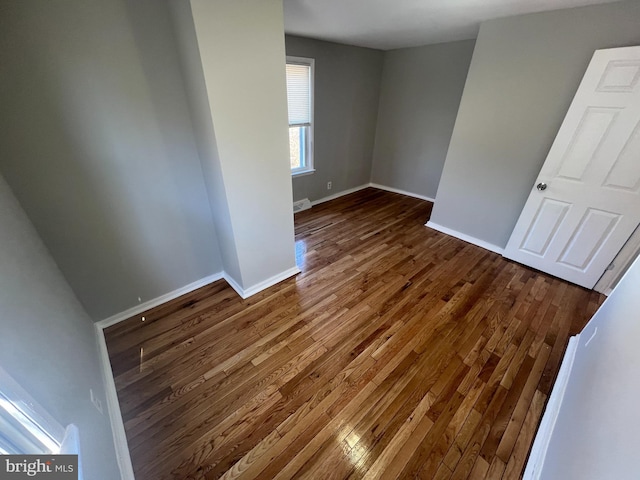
[
  {"left": 369, "top": 183, "right": 435, "bottom": 202},
  {"left": 224, "top": 266, "right": 300, "bottom": 299},
  {"left": 425, "top": 221, "right": 505, "bottom": 255},
  {"left": 95, "top": 324, "right": 135, "bottom": 480},
  {"left": 96, "top": 272, "right": 224, "bottom": 329},
  {"left": 310, "top": 184, "right": 371, "bottom": 206},
  {"left": 523, "top": 334, "right": 580, "bottom": 480},
  {"left": 222, "top": 272, "right": 246, "bottom": 298}
]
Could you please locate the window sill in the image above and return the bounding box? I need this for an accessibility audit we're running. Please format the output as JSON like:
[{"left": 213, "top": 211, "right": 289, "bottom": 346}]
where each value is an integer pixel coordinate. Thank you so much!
[{"left": 292, "top": 169, "right": 316, "bottom": 178}]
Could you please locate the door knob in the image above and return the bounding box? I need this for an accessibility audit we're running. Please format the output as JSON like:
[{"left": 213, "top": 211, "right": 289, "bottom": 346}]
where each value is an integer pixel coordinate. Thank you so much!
[{"left": 536, "top": 182, "right": 547, "bottom": 191}]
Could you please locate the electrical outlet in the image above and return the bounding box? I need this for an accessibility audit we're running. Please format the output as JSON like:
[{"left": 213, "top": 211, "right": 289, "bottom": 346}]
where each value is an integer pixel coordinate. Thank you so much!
[
  {"left": 90, "top": 389, "right": 103, "bottom": 415},
  {"left": 327, "top": 181, "right": 332, "bottom": 190}
]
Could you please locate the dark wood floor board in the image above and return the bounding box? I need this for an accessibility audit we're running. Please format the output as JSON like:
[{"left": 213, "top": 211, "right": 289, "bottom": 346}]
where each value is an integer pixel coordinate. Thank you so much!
[
  {"left": 106, "top": 282, "right": 242, "bottom": 358},
  {"left": 494, "top": 346, "right": 551, "bottom": 464},
  {"left": 271, "top": 382, "right": 386, "bottom": 480},
  {"left": 396, "top": 390, "right": 467, "bottom": 479},
  {"left": 350, "top": 351, "right": 465, "bottom": 476},
  {"left": 449, "top": 385, "right": 510, "bottom": 480},
  {"left": 105, "top": 281, "right": 228, "bottom": 339},
  {"left": 126, "top": 332, "right": 318, "bottom": 453},
  {"left": 137, "top": 339, "right": 326, "bottom": 463},
  {"left": 116, "top": 324, "right": 260, "bottom": 409},
  {"left": 502, "top": 390, "right": 547, "bottom": 479},
  {"left": 106, "top": 188, "right": 604, "bottom": 480}
]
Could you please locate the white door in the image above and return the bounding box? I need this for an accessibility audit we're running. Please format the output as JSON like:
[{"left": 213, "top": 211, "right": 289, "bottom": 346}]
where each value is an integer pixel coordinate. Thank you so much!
[{"left": 504, "top": 46, "right": 640, "bottom": 289}]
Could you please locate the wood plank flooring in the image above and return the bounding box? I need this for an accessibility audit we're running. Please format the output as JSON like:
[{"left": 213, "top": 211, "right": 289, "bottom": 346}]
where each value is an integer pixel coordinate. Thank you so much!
[{"left": 105, "top": 188, "right": 604, "bottom": 480}]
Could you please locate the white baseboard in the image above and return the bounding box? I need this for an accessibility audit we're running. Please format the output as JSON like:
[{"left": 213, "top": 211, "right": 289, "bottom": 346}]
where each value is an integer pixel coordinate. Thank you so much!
[
  {"left": 95, "top": 325, "right": 135, "bottom": 480},
  {"left": 96, "top": 272, "right": 224, "bottom": 330},
  {"left": 309, "top": 182, "right": 436, "bottom": 207},
  {"left": 224, "top": 266, "right": 300, "bottom": 299},
  {"left": 523, "top": 335, "right": 579, "bottom": 480},
  {"left": 222, "top": 272, "right": 245, "bottom": 298},
  {"left": 97, "top": 265, "right": 301, "bottom": 329},
  {"left": 310, "top": 184, "right": 371, "bottom": 206},
  {"left": 425, "top": 221, "right": 505, "bottom": 255},
  {"left": 369, "top": 183, "right": 435, "bottom": 202}
]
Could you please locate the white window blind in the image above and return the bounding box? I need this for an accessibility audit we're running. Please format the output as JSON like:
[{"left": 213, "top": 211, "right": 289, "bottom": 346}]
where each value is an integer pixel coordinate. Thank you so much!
[{"left": 286, "top": 63, "right": 311, "bottom": 126}]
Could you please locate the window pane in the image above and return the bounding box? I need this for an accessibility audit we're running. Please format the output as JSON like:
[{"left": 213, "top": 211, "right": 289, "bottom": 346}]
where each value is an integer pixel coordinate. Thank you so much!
[
  {"left": 0, "top": 369, "right": 63, "bottom": 455},
  {"left": 0, "top": 392, "right": 59, "bottom": 454},
  {"left": 289, "top": 126, "right": 303, "bottom": 169}
]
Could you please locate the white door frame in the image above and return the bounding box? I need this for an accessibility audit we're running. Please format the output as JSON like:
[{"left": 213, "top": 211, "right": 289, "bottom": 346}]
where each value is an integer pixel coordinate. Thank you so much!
[{"left": 594, "top": 223, "right": 640, "bottom": 294}]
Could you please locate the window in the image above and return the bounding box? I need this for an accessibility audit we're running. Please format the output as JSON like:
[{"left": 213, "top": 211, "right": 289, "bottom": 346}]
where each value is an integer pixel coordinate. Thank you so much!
[
  {"left": 0, "top": 367, "right": 77, "bottom": 457},
  {"left": 286, "top": 56, "right": 314, "bottom": 176}
]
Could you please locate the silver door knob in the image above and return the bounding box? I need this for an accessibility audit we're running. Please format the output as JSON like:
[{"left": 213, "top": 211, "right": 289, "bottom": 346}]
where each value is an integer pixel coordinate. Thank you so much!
[{"left": 536, "top": 182, "right": 547, "bottom": 191}]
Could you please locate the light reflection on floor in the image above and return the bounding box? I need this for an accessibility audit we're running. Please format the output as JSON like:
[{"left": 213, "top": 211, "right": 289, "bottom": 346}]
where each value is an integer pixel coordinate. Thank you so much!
[{"left": 295, "top": 238, "right": 308, "bottom": 271}]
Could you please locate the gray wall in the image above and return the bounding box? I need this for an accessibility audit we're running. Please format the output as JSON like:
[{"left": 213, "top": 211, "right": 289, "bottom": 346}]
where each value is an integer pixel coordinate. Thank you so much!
[
  {"left": 430, "top": 0, "right": 640, "bottom": 249},
  {"left": 0, "top": 175, "right": 120, "bottom": 480},
  {"left": 371, "top": 40, "right": 475, "bottom": 200},
  {"left": 539, "top": 255, "right": 640, "bottom": 479},
  {"left": 0, "top": 0, "right": 223, "bottom": 320},
  {"left": 285, "top": 35, "right": 384, "bottom": 202}
]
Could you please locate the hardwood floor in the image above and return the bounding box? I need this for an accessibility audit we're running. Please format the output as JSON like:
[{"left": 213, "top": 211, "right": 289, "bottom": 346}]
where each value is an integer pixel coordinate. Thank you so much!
[{"left": 105, "top": 188, "right": 604, "bottom": 480}]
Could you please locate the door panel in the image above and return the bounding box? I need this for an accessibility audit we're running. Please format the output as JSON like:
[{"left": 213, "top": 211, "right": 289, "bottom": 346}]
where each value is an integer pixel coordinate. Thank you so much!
[
  {"left": 504, "top": 46, "right": 640, "bottom": 289},
  {"left": 556, "top": 107, "right": 619, "bottom": 181},
  {"left": 603, "top": 120, "right": 640, "bottom": 192},
  {"left": 597, "top": 60, "right": 640, "bottom": 92},
  {"left": 520, "top": 199, "right": 571, "bottom": 256},
  {"left": 557, "top": 208, "right": 619, "bottom": 270}
]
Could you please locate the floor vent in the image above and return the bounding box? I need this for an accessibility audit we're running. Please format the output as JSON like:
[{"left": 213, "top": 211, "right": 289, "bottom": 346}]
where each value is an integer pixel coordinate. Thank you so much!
[{"left": 293, "top": 198, "right": 311, "bottom": 213}]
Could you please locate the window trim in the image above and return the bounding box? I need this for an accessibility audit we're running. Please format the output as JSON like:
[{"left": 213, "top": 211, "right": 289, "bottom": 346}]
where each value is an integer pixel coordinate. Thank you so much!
[
  {"left": 0, "top": 367, "right": 65, "bottom": 454},
  {"left": 286, "top": 56, "right": 315, "bottom": 176}
]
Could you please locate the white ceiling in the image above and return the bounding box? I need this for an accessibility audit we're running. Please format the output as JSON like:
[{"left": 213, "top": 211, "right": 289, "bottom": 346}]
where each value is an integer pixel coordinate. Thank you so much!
[{"left": 283, "top": 0, "right": 623, "bottom": 50}]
